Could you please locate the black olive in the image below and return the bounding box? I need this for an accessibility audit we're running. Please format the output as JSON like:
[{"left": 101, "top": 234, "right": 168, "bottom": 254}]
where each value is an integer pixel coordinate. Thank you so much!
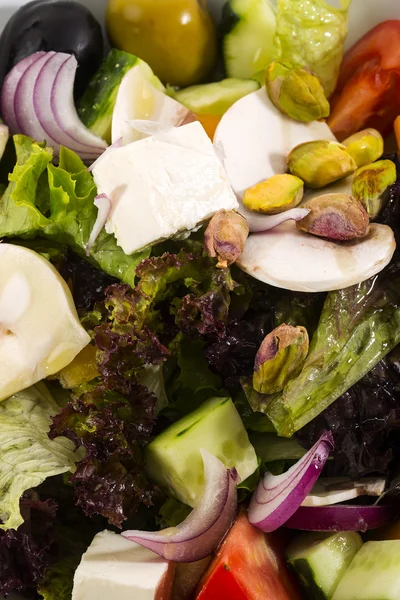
[{"left": 0, "top": 0, "right": 104, "bottom": 99}]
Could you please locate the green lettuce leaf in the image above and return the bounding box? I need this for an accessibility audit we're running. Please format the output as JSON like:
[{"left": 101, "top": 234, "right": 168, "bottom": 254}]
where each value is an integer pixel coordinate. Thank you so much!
[
  {"left": 274, "top": 0, "right": 351, "bottom": 97},
  {"left": 266, "top": 262, "right": 400, "bottom": 436},
  {"left": 0, "top": 138, "right": 149, "bottom": 286},
  {"left": 0, "top": 384, "right": 81, "bottom": 531}
]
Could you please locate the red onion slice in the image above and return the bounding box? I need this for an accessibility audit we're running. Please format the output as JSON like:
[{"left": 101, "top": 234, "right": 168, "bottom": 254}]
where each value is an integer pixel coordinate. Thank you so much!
[
  {"left": 14, "top": 52, "right": 58, "bottom": 145},
  {"left": 86, "top": 194, "right": 112, "bottom": 256},
  {"left": 240, "top": 206, "right": 311, "bottom": 233},
  {"left": 1, "top": 52, "right": 107, "bottom": 159},
  {"left": 248, "top": 432, "right": 334, "bottom": 533},
  {"left": 284, "top": 504, "right": 396, "bottom": 533},
  {"left": 122, "top": 450, "right": 239, "bottom": 563},
  {"left": 51, "top": 55, "right": 107, "bottom": 152},
  {"left": 34, "top": 53, "right": 99, "bottom": 154},
  {"left": 1, "top": 52, "right": 44, "bottom": 134}
]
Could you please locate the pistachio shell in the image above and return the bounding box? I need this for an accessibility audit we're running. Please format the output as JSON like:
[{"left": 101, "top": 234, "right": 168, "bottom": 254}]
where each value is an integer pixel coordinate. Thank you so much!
[
  {"left": 288, "top": 141, "right": 357, "bottom": 188},
  {"left": 243, "top": 174, "right": 304, "bottom": 214},
  {"left": 342, "top": 128, "right": 384, "bottom": 167},
  {"left": 297, "top": 193, "right": 370, "bottom": 241},
  {"left": 265, "top": 61, "right": 330, "bottom": 122},
  {"left": 204, "top": 209, "right": 249, "bottom": 268},
  {"left": 352, "top": 159, "right": 397, "bottom": 220},
  {"left": 253, "top": 324, "right": 309, "bottom": 394}
]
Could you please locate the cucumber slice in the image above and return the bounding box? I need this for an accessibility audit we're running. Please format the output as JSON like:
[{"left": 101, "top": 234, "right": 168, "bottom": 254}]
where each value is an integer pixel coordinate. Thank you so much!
[
  {"left": 332, "top": 541, "right": 400, "bottom": 600},
  {"left": 222, "top": 0, "right": 276, "bottom": 79},
  {"left": 173, "top": 78, "right": 260, "bottom": 116},
  {"left": 287, "top": 531, "right": 363, "bottom": 600},
  {"left": 77, "top": 49, "right": 164, "bottom": 143},
  {"left": 145, "top": 396, "right": 258, "bottom": 507}
]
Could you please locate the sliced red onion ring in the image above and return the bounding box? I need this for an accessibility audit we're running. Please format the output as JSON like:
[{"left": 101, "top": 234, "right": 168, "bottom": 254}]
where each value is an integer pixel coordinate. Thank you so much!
[
  {"left": 1, "top": 52, "right": 107, "bottom": 159},
  {"left": 86, "top": 194, "right": 112, "bottom": 256},
  {"left": 248, "top": 432, "right": 334, "bottom": 533},
  {"left": 122, "top": 450, "right": 239, "bottom": 563},
  {"left": 1, "top": 52, "right": 43, "bottom": 134},
  {"left": 34, "top": 53, "right": 101, "bottom": 154},
  {"left": 240, "top": 205, "right": 310, "bottom": 233},
  {"left": 284, "top": 504, "right": 396, "bottom": 533}
]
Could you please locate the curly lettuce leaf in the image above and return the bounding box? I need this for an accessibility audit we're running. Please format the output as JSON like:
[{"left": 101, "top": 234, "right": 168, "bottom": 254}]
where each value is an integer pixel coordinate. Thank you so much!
[
  {"left": 0, "top": 384, "right": 81, "bottom": 531},
  {"left": 0, "top": 137, "right": 148, "bottom": 285},
  {"left": 0, "top": 498, "right": 57, "bottom": 597},
  {"left": 266, "top": 262, "right": 400, "bottom": 436},
  {"left": 274, "top": 0, "right": 351, "bottom": 96}
]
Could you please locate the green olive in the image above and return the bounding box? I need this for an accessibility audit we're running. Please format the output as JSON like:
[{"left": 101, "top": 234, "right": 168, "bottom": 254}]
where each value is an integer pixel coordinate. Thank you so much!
[{"left": 106, "top": 0, "right": 217, "bottom": 87}]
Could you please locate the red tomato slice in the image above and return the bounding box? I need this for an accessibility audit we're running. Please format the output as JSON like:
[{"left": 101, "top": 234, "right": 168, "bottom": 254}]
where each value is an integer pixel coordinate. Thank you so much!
[
  {"left": 328, "top": 20, "right": 400, "bottom": 140},
  {"left": 194, "top": 512, "right": 301, "bottom": 600}
]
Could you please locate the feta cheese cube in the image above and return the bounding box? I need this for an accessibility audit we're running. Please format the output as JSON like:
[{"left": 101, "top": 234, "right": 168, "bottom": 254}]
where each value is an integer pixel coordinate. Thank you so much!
[
  {"left": 72, "top": 530, "right": 174, "bottom": 600},
  {"left": 92, "top": 122, "right": 238, "bottom": 255}
]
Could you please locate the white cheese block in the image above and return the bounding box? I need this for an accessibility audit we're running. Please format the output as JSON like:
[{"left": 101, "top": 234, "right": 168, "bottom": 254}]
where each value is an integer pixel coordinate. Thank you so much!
[
  {"left": 214, "top": 88, "right": 336, "bottom": 198},
  {"left": 72, "top": 530, "right": 174, "bottom": 600},
  {"left": 93, "top": 121, "right": 238, "bottom": 255}
]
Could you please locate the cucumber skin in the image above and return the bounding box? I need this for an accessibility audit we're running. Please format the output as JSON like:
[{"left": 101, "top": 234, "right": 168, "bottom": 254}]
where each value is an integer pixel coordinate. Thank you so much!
[
  {"left": 287, "top": 532, "right": 363, "bottom": 600},
  {"left": 77, "top": 49, "right": 163, "bottom": 143},
  {"left": 78, "top": 49, "right": 139, "bottom": 143},
  {"left": 289, "top": 558, "right": 329, "bottom": 600}
]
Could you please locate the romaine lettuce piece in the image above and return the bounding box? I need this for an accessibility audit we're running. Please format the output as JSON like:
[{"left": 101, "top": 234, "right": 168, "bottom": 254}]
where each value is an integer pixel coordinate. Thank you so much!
[
  {"left": 0, "top": 384, "right": 80, "bottom": 531},
  {"left": 265, "top": 261, "right": 400, "bottom": 436},
  {"left": 0, "top": 136, "right": 149, "bottom": 286},
  {"left": 274, "top": 0, "right": 351, "bottom": 97}
]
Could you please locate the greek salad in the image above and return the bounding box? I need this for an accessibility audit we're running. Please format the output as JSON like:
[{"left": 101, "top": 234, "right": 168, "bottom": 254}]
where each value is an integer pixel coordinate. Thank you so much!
[{"left": 0, "top": 0, "right": 399, "bottom": 599}]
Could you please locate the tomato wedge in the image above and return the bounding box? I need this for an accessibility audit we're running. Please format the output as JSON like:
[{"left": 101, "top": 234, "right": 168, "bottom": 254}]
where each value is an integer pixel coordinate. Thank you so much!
[
  {"left": 194, "top": 512, "right": 301, "bottom": 600},
  {"left": 328, "top": 20, "right": 400, "bottom": 140}
]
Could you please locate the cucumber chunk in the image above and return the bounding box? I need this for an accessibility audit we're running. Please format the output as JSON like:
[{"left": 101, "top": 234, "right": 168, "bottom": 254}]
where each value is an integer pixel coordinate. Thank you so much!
[
  {"left": 77, "top": 49, "right": 164, "bottom": 143},
  {"left": 173, "top": 78, "right": 260, "bottom": 116},
  {"left": 145, "top": 396, "right": 258, "bottom": 507},
  {"left": 222, "top": 0, "right": 276, "bottom": 79},
  {"left": 332, "top": 541, "right": 400, "bottom": 600},
  {"left": 287, "top": 531, "right": 363, "bottom": 600}
]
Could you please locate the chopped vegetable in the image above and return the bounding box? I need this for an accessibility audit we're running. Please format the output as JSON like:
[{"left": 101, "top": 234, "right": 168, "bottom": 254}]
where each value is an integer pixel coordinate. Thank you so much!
[
  {"left": 77, "top": 49, "right": 164, "bottom": 144},
  {"left": 146, "top": 397, "right": 257, "bottom": 507},
  {"left": 173, "top": 78, "right": 260, "bottom": 116},
  {"left": 195, "top": 511, "right": 302, "bottom": 599},
  {"left": 248, "top": 432, "right": 333, "bottom": 532},
  {"left": 287, "top": 531, "right": 363, "bottom": 600},
  {"left": 328, "top": 21, "right": 400, "bottom": 140},
  {"left": 123, "top": 451, "right": 239, "bottom": 562},
  {"left": 332, "top": 541, "right": 400, "bottom": 600},
  {"left": 285, "top": 504, "right": 395, "bottom": 532},
  {"left": 1, "top": 52, "right": 107, "bottom": 159},
  {"left": 264, "top": 262, "right": 400, "bottom": 435}
]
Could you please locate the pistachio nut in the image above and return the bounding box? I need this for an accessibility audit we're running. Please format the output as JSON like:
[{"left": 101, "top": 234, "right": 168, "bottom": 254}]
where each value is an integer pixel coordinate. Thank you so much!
[
  {"left": 342, "top": 128, "right": 384, "bottom": 167},
  {"left": 243, "top": 174, "right": 304, "bottom": 214},
  {"left": 253, "top": 323, "right": 309, "bottom": 394},
  {"left": 352, "top": 159, "right": 397, "bottom": 220},
  {"left": 296, "top": 193, "right": 370, "bottom": 241},
  {"left": 204, "top": 209, "right": 249, "bottom": 268},
  {"left": 265, "top": 61, "right": 330, "bottom": 122},
  {"left": 288, "top": 140, "right": 357, "bottom": 188}
]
